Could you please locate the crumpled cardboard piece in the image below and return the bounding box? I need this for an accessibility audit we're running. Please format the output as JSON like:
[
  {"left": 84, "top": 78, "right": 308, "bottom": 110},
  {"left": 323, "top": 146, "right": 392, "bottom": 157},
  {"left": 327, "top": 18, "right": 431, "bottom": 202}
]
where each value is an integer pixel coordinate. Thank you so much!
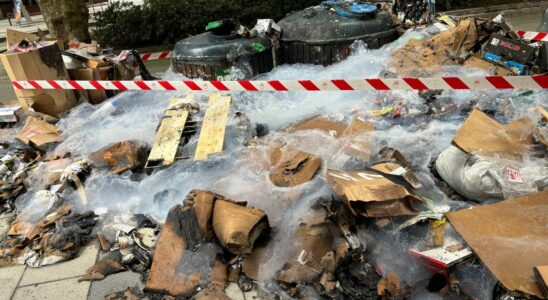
[
  {"left": 270, "top": 148, "right": 321, "bottom": 187},
  {"left": 326, "top": 169, "right": 422, "bottom": 217},
  {"left": 184, "top": 189, "right": 218, "bottom": 239},
  {"left": 371, "top": 161, "right": 422, "bottom": 190},
  {"left": 183, "top": 190, "right": 270, "bottom": 254},
  {"left": 277, "top": 207, "right": 341, "bottom": 285},
  {"left": 463, "top": 56, "right": 514, "bottom": 76},
  {"left": 18, "top": 117, "right": 64, "bottom": 150},
  {"left": 89, "top": 141, "right": 147, "bottom": 175},
  {"left": 391, "top": 18, "right": 485, "bottom": 76},
  {"left": 78, "top": 256, "right": 126, "bottom": 282},
  {"left": 447, "top": 191, "right": 548, "bottom": 298},
  {"left": 337, "top": 117, "right": 376, "bottom": 162},
  {"left": 283, "top": 115, "right": 347, "bottom": 137},
  {"left": 145, "top": 205, "right": 222, "bottom": 297},
  {"left": 453, "top": 109, "right": 544, "bottom": 158},
  {"left": 212, "top": 199, "right": 270, "bottom": 254},
  {"left": 534, "top": 266, "right": 548, "bottom": 298}
]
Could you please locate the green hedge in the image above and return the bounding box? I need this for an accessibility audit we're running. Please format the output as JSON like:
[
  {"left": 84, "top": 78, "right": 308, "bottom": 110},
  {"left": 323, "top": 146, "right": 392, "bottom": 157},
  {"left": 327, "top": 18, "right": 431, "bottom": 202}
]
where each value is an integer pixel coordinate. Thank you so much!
[
  {"left": 93, "top": 0, "right": 318, "bottom": 49},
  {"left": 93, "top": 0, "right": 477, "bottom": 49}
]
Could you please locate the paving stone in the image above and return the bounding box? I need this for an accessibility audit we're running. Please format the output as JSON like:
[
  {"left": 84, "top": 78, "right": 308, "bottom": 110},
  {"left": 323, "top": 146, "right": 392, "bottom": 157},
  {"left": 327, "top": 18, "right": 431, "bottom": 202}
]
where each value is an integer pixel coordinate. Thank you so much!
[
  {"left": 0, "top": 265, "right": 26, "bottom": 300},
  {"left": 88, "top": 271, "right": 144, "bottom": 300},
  {"left": 12, "top": 277, "right": 91, "bottom": 300},
  {"left": 225, "top": 282, "right": 245, "bottom": 300},
  {"left": 18, "top": 243, "right": 99, "bottom": 286}
]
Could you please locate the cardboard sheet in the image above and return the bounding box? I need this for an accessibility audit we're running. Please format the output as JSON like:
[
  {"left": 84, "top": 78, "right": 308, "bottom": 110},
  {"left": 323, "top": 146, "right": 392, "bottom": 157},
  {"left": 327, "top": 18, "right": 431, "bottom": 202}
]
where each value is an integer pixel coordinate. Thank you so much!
[
  {"left": 5, "top": 28, "right": 38, "bottom": 49},
  {"left": 270, "top": 148, "right": 321, "bottom": 187},
  {"left": 447, "top": 191, "right": 548, "bottom": 298},
  {"left": 283, "top": 115, "right": 347, "bottom": 137},
  {"left": 326, "top": 169, "right": 422, "bottom": 217},
  {"left": 18, "top": 116, "right": 63, "bottom": 150},
  {"left": 534, "top": 266, "right": 548, "bottom": 298},
  {"left": 452, "top": 109, "right": 540, "bottom": 157},
  {"left": 89, "top": 141, "right": 146, "bottom": 174},
  {"left": 145, "top": 205, "right": 221, "bottom": 297},
  {"left": 338, "top": 116, "right": 376, "bottom": 162}
]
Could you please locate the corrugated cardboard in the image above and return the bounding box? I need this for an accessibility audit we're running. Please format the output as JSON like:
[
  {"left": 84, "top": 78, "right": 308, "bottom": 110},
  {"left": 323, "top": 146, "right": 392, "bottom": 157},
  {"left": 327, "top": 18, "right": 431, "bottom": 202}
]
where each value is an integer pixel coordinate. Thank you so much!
[
  {"left": 212, "top": 199, "right": 270, "bottom": 254},
  {"left": 145, "top": 205, "right": 221, "bottom": 297},
  {"left": 391, "top": 18, "right": 484, "bottom": 76},
  {"left": 463, "top": 56, "right": 514, "bottom": 76},
  {"left": 68, "top": 68, "right": 107, "bottom": 104},
  {"left": 452, "top": 109, "right": 541, "bottom": 157},
  {"left": 447, "top": 191, "right": 548, "bottom": 298},
  {"left": 5, "top": 28, "right": 38, "bottom": 49},
  {"left": 89, "top": 141, "right": 147, "bottom": 174},
  {"left": 339, "top": 117, "right": 375, "bottom": 162},
  {"left": 326, "top": 169, "right": 422, "bottom": 217},
  {"left": 0, "top": 41, "right": 77, "bottom": 117},
  {"left": 18, "top": 116, "right": 63, "bottom": 150},
  {"left": 284, "top": 115, "right": 347, "bottom": 137},
  {"left": 270, "top": 148, "right": 321, "bottom": 187},
  {"left": 534, "top": 266, "right": 548, "bottom": 298}
]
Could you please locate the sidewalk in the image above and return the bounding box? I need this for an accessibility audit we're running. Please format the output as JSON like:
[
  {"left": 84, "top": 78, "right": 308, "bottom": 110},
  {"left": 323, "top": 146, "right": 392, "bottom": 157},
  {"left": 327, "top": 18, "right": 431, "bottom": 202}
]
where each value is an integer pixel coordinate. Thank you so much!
[
  {"left": 0, "top": 236, "right": 144, "bottom": 300},
  {"left": 0, "top": 0, "right": 141, "bottom": 44}
]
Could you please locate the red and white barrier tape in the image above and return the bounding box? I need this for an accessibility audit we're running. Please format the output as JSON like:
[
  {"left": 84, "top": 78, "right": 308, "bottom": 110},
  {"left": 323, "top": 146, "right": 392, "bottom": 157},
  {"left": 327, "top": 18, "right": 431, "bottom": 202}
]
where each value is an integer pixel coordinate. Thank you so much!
[
  {"left": 517, "top": 30, "right": 548, "bottom": 42},
  {"left": 11, "top": 76, "right": 548, "bottom": 92},
  {"left": 139, "top": 51, "right": 172, "bottom": 61}
]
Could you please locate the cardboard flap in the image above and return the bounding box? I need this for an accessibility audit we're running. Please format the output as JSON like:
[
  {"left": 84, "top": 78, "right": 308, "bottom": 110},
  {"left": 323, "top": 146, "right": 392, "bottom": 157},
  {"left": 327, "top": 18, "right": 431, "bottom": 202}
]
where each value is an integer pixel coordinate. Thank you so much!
[
  {"left": 326, "top": 169, "right": 421, "bottom": 217},
  {"left": 18, "top": 116, "right": 63, "bottom": 149},
  {"left": 452, "top": 109, "right": 538, "bottom": 157},
  {"left": 284, "top": 115, "right": 347, "bottom": 137},
  {"left": 270, "top": 148, "right": 321, "bottom": 187},
  {"left": 447, "top": 191, "right": 548, "bottom": 298},
  {"left": 212, "top": 200, "right": 269, "bottom": 254},
  {"left": 5, "top": 28, "right": 39, "bottom": 49}
]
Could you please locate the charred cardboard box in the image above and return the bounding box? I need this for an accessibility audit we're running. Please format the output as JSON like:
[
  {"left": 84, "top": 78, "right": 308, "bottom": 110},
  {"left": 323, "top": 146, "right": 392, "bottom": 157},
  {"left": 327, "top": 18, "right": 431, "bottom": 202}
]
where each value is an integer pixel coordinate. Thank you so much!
[
  {"left": 447, "top": 191, "right": 548, "bottom": 298},
  {"left": 89, "top": 141, "right": 148, "bottom": 175},
  {"left": 145, "top": 204, "right": 224, "bottom": 297},
  {"left": 270, "top": 147, "right": 322, "bottom": 187},
  {"left": 326, "top": 168, "right": 422, "bottom": 218},
  {"left": 0, "top": 41, "right": 77, "bottom": 117},
  {"left": 146, "top": 190, "right": 270, "bottom": 297}
]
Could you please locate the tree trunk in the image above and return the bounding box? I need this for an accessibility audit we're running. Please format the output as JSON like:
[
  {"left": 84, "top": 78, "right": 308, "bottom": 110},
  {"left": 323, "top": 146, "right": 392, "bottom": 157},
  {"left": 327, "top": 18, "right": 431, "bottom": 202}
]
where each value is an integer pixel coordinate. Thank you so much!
[{"left": 38, "top": 0, "right": 90, "bottom": 43}]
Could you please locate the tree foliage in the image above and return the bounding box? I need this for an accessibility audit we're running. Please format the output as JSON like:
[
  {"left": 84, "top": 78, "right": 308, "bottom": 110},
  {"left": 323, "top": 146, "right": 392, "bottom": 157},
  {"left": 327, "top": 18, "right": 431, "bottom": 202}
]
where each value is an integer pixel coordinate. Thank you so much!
[{"left": 93, "top": 0, "right": 318, "bottom": 49}]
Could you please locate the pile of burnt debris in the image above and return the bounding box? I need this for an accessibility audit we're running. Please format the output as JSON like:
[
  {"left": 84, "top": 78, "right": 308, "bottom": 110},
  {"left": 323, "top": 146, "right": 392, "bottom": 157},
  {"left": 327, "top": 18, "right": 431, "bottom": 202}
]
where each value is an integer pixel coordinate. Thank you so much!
[
  {"left": 1, "top": 101, "right": 546, "bottom": 299},
  {"left": 0, "top": 9, "right": 547, "bottom": 300}
]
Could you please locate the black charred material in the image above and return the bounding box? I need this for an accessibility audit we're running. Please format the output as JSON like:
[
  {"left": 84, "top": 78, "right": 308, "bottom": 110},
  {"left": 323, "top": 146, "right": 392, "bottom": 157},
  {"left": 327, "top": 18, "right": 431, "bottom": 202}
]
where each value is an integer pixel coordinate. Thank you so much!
[{"left": 335, "top": 253, "right": 380, "bottom": 300}]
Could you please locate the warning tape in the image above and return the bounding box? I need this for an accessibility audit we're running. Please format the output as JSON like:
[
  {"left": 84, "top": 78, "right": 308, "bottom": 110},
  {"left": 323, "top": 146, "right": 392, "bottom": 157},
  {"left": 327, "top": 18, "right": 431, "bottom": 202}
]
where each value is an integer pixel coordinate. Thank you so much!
[
  {"left": 139, "top": 51, "right": 172, "bottom": 61},
  {"left": 517, "top": 31, "right": 548, "bottom": 42},
  {"left": 11, "top": 76, "right": 548, "bottom": 92}
]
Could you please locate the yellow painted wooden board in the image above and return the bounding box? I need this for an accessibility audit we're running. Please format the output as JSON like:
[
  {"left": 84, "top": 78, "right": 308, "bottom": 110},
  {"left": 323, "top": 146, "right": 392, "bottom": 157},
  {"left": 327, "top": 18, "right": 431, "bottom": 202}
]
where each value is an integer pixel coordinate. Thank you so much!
[
  {"left": 194, "top": 94, "right": 231, "bottom": 161},
  {"left": 146, "top": 96, "right": 192, "bottom": 168}
]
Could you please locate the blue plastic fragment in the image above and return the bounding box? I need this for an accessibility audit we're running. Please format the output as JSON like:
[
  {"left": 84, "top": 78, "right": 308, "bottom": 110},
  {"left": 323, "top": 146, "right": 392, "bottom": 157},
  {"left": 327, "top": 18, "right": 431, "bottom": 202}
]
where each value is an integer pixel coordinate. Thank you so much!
[{"left": 320, "top": 1, "right": 377, "bottom": 19}]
